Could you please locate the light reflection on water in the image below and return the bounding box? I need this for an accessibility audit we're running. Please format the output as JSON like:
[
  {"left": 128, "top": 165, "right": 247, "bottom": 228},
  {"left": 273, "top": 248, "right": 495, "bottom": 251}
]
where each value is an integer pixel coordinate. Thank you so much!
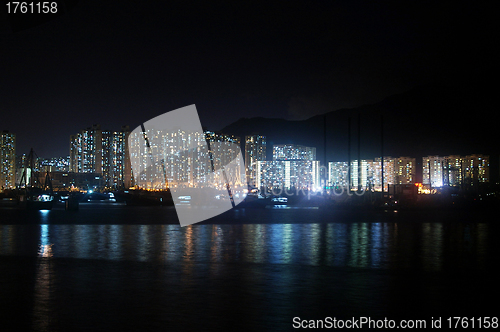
[
  {"left": 0, "top": 210, "right": 497, "bottom": 332},
  {"left": 0, "top": 221, "right": 492, "bottom": 271}
]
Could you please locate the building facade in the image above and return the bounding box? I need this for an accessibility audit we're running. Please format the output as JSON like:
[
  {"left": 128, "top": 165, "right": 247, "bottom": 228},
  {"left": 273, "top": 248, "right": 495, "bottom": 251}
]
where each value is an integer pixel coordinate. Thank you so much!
[
  {"left": 128, "top": 129, "right": 244, "bottom": 190},
  {"left": 256, "top": 160, "right": 320, "bottom": 193},
  {"left": 443, "top": 155, "right": 463, "bottom": 186},
  {"left": 0, "top": 130, "right": 16, "bottom": 189},
  {"left": 423, "top": 155, "right": 445, "bottom": 187},
  {"left": 424, "top": 154, "right": 489, "bottom": 188},
  {"left": 328, "top": 161, "right": 349, "bottom": 189},
  {"left": 256, "top": 143, "right": 320, "bottom": 193},
  {"left": 39, "top": 156, "right": 70, "bottom": 172},
  {"left": 272, "top": 144, "right": 316, "bottom": 161},
  {"left": 463, "top": 154, "right": 489, "bottom": 185},
  {"left": 70, "top": 125, "right": 131, "bottom": 189},
  {"left": 244, "top": 135, "right": 266, "bottom": 186},
  {"left": 395, "top": 157, "right": 416, "bottom": 184},
  {"left": 328, "top": 156, "right": 407, "bottom": 192}
]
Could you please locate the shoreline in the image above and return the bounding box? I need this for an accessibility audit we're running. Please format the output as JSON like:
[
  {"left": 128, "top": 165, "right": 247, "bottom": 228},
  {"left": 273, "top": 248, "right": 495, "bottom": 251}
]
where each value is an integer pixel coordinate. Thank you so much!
[{"left": 0, "top": 201, "right": 497, "bottom": 225}]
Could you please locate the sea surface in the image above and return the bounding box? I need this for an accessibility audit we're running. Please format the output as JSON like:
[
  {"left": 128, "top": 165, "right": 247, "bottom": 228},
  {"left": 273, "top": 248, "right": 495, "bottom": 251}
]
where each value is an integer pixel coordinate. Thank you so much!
[{"left": 0, "top": 202, "right": 498, "bottom": 331}]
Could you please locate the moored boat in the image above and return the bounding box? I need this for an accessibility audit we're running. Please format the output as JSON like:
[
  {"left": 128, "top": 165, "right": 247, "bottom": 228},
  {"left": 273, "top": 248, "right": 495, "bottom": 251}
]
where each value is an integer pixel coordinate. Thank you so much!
[
  {"left": 18, "top": 148, "right": 55, "bottom": 210},
  {"left": 123, "top": 189, "right": 174, "bottom": 206}
]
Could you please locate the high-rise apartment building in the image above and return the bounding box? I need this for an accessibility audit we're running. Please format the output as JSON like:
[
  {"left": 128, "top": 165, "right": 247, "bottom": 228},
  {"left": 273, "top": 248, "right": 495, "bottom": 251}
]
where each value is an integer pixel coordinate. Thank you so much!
[
  {"left": 328, "top": 154, "right": 489, "bottom": 190},
  {"left": 272, "top": 144, "right": 316, "bottom": 161},
  {"left": 205, "top": 131, "right": 241, "bottom": 172},
  {"left": 39, "top": 157, "right": 70, "bottom": 172},
  {"left": 128, "top": 129, "right": 243, "bottom": 190},
  {"left": 205, "top": 130, "right": 244, "bottom": 188},
  {"left": 102, "top": 129, "right": 130, "bottom": 189},
  {"left": 369, "top": 157, "right": 396, "bottom": 191},
  {"left": 69, "top": 134, "right": 81, "bottom": 173},
  {"left": 245, "top": 135, "right": 266, "bottom": 186},
  {"left": 463, "top": 154, "right": 489, "bottom": 185},
  {"left": 423, "top": 154, "right": 489, "bottom": 188},
  {"left": 256, "top": 143, "right": 320, "bottom": 192},
  {"left": 70, "top": 125, "right": 131, "bottom": 189},
  {"left": 395, "top": 157, "right": 416, "bottom": 184},
  {"left": 256, "top": 160, "right": 320, "bottom": 192},
  {"left": 442, "top": 155, "right": 463, "bottom": 186},
  {"left": 0, "top": 130, "right": 16, "bottom": 189},
  {"left": 351, "top": 159, "right": 368, "bottom": 190},
  {"left": 328, "top": 161, "right": 349, "bottom": 188},
  {"left": 328, "top": 156, "right": 406, "bottom": 192},
  {"left": 423, "top": 155, "right": 445, "bottom": 187},
  {"left": 129, "top": 128, "right": 199, "bottom": 189}
]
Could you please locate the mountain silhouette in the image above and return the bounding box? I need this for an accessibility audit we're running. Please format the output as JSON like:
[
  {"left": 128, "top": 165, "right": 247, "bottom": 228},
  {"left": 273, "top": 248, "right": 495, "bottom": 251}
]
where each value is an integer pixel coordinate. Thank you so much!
[{"left": 221, "top": 84, "right": 498, "bottom": 181}]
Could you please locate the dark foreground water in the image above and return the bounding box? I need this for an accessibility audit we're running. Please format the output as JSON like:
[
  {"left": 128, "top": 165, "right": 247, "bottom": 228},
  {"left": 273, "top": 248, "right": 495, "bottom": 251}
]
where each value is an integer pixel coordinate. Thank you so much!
[{"left": 0, "top": 203, "right": 498, "bottom": 331}]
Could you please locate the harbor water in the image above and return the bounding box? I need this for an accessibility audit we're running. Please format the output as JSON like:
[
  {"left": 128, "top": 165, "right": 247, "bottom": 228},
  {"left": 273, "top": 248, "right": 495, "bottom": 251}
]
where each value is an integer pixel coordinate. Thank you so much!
[{"left": 0, "top": 203, "right": 498, "bottom": 331}]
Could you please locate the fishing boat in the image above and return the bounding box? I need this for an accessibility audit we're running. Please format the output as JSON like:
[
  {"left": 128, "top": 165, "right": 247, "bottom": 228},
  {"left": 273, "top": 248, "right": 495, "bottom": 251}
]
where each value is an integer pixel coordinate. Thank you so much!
[
  {"left": 18, "top": 148, "right": 55, "bottom": 210},
  {"left": 123, "top": 189, "right": 174, "bottom": 206}
]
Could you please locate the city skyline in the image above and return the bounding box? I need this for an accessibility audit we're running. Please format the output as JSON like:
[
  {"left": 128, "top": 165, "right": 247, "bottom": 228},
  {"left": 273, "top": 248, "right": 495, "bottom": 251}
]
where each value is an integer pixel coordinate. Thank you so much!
[
  {"left": 1, "top": 123, "right": 493, "bottom": 191},
  {"left": 1, "top": 1, "right": 497, "bottom": 187}
]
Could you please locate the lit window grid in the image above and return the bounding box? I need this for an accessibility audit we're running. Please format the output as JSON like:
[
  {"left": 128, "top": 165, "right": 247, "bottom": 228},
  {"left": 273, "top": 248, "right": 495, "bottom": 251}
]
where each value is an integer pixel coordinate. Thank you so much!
[
  {"left": 0, "top": 132, "right": 16, "bottom": 189},
  {"left": 71, "top": 127, "right": 130, "bottom": 189},
  {"left": 328, "top": 157, "right": 399, "bottom": 191},
  {"left": 272, "top": 144, "right": 316, "bottom": 161},
  {"left": 257, "top": 160, "right": 320, "bottom": 191},
  {"left": 129, "top": 129, "right": 243, "bottom": 189},
  {"left": 245, "top": 135, "right": 266, "bottom": 185},
  {"left": 422, "top": 154, "right": 489, "bottom": 187}
]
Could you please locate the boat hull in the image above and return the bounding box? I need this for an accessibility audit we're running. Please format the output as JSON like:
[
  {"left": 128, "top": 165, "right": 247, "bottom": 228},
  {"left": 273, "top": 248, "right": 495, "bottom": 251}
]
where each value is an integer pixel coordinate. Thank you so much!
[{"left": 26, "top": 200, "right": 54, "bottom": 210}]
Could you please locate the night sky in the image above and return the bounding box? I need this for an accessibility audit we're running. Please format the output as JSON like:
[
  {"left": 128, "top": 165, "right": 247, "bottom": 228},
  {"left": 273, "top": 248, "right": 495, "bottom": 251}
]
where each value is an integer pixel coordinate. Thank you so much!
[{"left": 1, "top": 1, "right": 495, "bottom": 158}]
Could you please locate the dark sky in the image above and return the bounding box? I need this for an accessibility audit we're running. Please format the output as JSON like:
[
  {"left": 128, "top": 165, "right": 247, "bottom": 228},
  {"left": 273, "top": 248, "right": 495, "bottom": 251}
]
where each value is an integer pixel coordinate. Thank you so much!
[{"left": 1, "top": 1, "right": 495, "bottom": 158}]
